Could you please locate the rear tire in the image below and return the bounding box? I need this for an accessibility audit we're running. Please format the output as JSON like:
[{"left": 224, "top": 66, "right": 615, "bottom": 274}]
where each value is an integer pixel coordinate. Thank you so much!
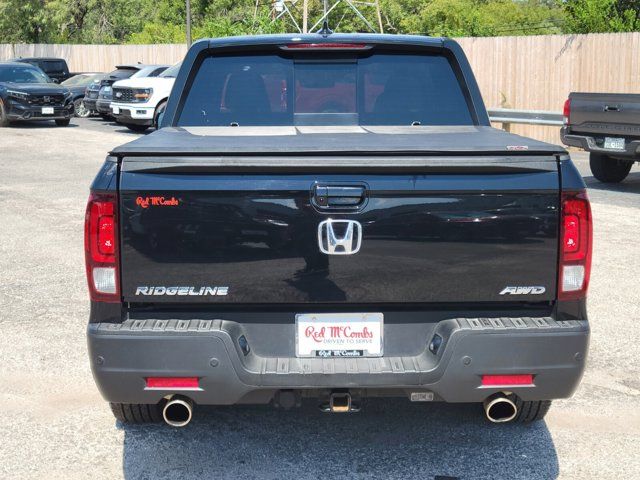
[
  {"left": 0, "top": 99, "right": 10, "bottom": 127},
  {"left": 55, "top": 119, "right": 70, "bottom": 127},
  {"left": 589, "top": 153, "right": 633, "bottom": 183},
  {"left": 126, "top": 123, "right": 149, "bottom": 133},
  {"left": 513, "top": 398, "right": 552, "bottom": 423},
  {"left": 109, "top": 402, "right": 162, "bottom": 424}
]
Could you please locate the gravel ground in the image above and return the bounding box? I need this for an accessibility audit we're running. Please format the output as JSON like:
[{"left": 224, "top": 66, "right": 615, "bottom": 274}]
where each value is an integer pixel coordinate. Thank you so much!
[{"left": 0, "top": 117, "right": 639, "bottom": 480}]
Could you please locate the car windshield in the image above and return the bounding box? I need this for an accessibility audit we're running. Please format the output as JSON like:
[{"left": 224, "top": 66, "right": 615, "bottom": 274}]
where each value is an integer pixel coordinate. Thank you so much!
[
  {"left": 0, "top": 66, "right": 50, "bottom": 83},
  {"left": 178, "top": 52, "right": 474, "bottom": 127},
  {"left": 62, "top": 74, "right": 103, "bottom": 87},
  {"left": 160, "top": 62, "right": 182, "bottom": 78}
]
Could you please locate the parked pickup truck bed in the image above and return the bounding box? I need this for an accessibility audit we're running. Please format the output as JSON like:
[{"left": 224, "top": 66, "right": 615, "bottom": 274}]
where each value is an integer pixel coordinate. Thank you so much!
[
  {"left": 561, "top": 92, "right": 639, "bottom": 182},
  {"left": 85, "top": 34, "right": 591, "bottom": 427}
]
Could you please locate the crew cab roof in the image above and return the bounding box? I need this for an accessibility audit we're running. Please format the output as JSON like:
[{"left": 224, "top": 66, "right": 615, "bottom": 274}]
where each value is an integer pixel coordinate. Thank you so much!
[{"left": 202, "top": 32, "right": 446, "bottom": 49}]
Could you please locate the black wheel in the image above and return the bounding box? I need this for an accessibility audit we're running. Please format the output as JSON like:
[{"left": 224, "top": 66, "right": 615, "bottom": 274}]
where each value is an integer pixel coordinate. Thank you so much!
[
  {"left": 589, "top": 153, "right": 633, "bottom": 183},
  {"left": 0, "top": 99, "right": 10, "bottom": 127},
  {"left": 74, "top": 98, "right": 90, "bottom": 118},
  {"left": 153, "top": 100, "right": 167, "bottom": 130},
  {"left": 126, "top": 123, "right": 149, "bottom": 133},
  {"left": 109, "top": 402, "right": 162, "bottom": 424},
  {"left": 513, "top": 398, "right": 552, "bottom": 423},
  {"left": 55, "top": 118, "right": 71, "bottom": 127}
]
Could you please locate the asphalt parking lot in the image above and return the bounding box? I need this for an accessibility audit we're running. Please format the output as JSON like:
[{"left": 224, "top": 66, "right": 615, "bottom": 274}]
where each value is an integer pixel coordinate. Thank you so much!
[{"left": 1, "top": 117, "right": 639, "bottom": 479}]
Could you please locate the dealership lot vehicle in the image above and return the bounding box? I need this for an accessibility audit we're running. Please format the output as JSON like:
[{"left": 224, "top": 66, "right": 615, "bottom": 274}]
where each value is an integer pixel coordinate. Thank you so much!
[
  {"left": 562, "top": 93, "right": 639, "bottom": 183},
  {"left": 0, "top": 62, "right": 74, "bottom": 126},
  {"left": 1, "top": 117, "right": 638, "bottom": 479},
  {"left": 96, "top": 65, "right": 169, "bottom": 118},
  {"left": 110, "top": 62, "right": 180, "bottom": 132},
  {"left": 11, "top": 56, "right": 72, "bottom": 83},
  {"left": 86, "top": 34, "right": 592, "bottom": 428},
  {"left": 61, "top": 73, "right": 104, "bottom": 117}
]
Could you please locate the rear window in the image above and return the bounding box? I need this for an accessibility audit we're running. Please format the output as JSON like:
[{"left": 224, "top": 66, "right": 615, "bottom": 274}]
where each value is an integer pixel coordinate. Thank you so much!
[
  {"left": 178, "top": 52, "right": 473, "bottom": 126},
  {"left": 107, "top": 68, "right": 138, "bottom": 80},
  {"left": 40, "top": 60, "right": 67, "bottom": 73}
]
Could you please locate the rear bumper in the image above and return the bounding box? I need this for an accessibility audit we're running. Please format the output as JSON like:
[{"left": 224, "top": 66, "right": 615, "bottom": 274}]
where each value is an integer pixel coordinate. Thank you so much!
[
  {"left": 88, "top": 316, "right": 589, "bottom": 405},
  {"left": 561, "top": 128, "right": 640, "bottom": 159},
  {"left": 83, "top": 98, "right": 98, "bottom": 111},
  {"left": 96, "top": 99, "right": 112, "bottom": 114}
]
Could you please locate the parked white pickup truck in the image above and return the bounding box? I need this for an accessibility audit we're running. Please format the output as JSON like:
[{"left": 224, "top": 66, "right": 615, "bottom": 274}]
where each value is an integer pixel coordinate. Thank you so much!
[{"left": 110, "top": 62, "right": 180, "bottom": 132}]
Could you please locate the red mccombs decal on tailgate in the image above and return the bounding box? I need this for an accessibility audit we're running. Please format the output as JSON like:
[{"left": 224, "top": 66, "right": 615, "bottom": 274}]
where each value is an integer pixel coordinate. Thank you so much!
[{"left": 136, "top": 196, "right": 180, "bottom": 208}]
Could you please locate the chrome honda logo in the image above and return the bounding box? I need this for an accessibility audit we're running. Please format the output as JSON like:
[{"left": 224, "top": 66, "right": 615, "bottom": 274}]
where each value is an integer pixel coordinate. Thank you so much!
[{"left": 318, "top": 219, "right": 362, "bottom": 255}]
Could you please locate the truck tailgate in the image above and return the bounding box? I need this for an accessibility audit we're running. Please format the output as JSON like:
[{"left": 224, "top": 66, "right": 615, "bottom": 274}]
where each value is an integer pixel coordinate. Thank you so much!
[
  {"left": 118, "top": 158, "right": 560, "bottom": 304},
  {"left": 569, "top": 92, "right": 640, "bottom": 136}
]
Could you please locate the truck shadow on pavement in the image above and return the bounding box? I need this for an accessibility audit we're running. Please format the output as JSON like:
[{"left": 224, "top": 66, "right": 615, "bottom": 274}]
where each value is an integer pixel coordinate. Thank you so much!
[
  {"left": 584, "top": 172, "right": 640, "bottom": 195},
  {"left": 120, "top": 399, "right": 559, "bottom": 479}
]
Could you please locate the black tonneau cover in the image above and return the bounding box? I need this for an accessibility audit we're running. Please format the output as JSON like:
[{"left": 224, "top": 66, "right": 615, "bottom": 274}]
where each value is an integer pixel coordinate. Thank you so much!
[{"left": 112, "top": 125, "right": 565, "bottom": 157}]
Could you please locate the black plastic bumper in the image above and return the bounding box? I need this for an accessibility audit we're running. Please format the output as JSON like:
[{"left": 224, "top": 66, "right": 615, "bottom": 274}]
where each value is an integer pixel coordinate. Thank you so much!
[
  {"left": 8, "top": 102, "right": 73, "bottom": 121},
  {"left": 83, "top": 98, "right": 98, "bottom": 111},
  {"left": 96, "top": 99, "right": 112, "bottom": 114},
  {"left": 561, "top": 128, "right": 640, "bottom": 159},
  {"left": 113, "top": 109, "right": 152, "bottom": 126},
  {"left": 88, "top": 317, "right": 589, "bottom": 405}
]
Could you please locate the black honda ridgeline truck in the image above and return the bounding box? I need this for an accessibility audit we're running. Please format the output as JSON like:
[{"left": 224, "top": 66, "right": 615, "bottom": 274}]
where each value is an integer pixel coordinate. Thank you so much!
[{"left": 86, "top": 34, "right": 591, "bottom": 428}]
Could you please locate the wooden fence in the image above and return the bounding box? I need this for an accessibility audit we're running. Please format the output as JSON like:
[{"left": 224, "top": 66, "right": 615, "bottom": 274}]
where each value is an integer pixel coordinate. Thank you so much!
[{"left": 2, "top": 32, "right": 640, "bottom": 144}]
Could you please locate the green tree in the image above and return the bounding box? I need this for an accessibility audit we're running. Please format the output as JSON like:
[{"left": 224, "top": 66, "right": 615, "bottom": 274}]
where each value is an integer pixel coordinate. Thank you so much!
[{"left": 563, "top": 0, "right": 638, "bottom": 33}]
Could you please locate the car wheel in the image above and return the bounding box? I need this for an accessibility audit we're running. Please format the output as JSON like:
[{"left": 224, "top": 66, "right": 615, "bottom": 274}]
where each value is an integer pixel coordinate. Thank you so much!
[
  {"left": 153, "top": 100, "right": 167, "bottom": 130},
  {"left": 74, "top": 98, "right": 91, "bottom": 118},
  {"left": 589, "top": 153, "right": 633, "bottom": 183},
  {"left": 126, "top": 123, "right": 149, "bottom": 133},
  {"left": 0, "top": 99, "right": 10, "bottom": 127},
  {"left": 55, "top": 119, "right": 71, "bottom": 127},
  {"left": 513, "top": 399, "right": 552, "bottom": 423},
  {"left": 109, "top": 402, "right": 162, "bottom": 424}
]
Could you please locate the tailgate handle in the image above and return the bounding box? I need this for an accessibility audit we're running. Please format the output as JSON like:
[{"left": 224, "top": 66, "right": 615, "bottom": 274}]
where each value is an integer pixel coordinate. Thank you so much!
[
  {"left": 604, "top": 104, "right": 621, "bottom": 112},
  {"left": 313, "top": 185, "right": 366, "bottom": 208}
]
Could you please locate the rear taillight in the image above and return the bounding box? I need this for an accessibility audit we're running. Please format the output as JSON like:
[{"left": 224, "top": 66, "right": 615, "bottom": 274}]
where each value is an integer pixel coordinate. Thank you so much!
[
  {"left": 563, "top": 98, "right": 571, "bottom": 126},
  {"left": 559, "top": 191, "right": 592, "bottom": 300},
  {"left": 283, "top": 43, "right": 369, "bottom": 50},
  {"left": 85, "top": 192, "right": 119, "bottom": 302}
]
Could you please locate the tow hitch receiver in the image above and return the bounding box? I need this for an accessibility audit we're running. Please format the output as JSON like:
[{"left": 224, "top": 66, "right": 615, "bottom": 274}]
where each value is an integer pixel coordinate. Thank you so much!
[{"left": 320, "top": 391, "right": 361, "bottom": 413}]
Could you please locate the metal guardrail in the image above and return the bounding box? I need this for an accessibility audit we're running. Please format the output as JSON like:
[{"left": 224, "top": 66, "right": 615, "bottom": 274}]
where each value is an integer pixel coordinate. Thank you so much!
[{"left": 488, "top": 108, "right": 563, "bottom": 131}]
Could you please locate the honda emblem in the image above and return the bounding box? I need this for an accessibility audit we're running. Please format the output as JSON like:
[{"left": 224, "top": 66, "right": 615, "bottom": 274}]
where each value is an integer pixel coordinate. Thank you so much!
[{"left": 318, "top": 219, "right": 362, "bottom": 255}]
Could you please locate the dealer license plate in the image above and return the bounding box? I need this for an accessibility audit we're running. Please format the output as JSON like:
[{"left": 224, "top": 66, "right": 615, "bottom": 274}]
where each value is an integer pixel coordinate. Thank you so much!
[
  {"left": 41, "top": 107, "right": 54, "bottom": 115},
  {"left": 296, "top": 313, "right": 383, "bottom": 358},
  {"left": 111, "top": 106, "right": 120, "bottom": 115},
  {"left": 604, "top": 137, "right": 625, "bottom": 150}
]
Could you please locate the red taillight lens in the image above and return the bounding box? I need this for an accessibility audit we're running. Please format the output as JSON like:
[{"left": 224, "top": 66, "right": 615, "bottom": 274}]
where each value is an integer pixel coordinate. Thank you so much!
[
  {"left": 559, "top": 191, "right": 592, "bottom": 300},
  {"left": 563, "top": 98, "right": 571, "bottom": 125},
  {"left": 146, "top": 377, "right": 200, "bottom": 389},
  {"left": 85, "top": 192, "right": 119, "bottom": 302},
  {"left": 481, "top": 374, "right": 534, "bottom": 387},
  {"left": 284, "top": 43, "right": 368, "bottom": 50}
]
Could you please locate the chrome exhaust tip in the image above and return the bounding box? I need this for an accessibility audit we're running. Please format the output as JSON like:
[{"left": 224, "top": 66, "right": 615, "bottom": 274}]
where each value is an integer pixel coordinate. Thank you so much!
[
  {"left": 162, "top": 396, "right": 193, "bottom": 427},
  {"left": 483, "top": 394, "right": 518, "bottom": 423}
]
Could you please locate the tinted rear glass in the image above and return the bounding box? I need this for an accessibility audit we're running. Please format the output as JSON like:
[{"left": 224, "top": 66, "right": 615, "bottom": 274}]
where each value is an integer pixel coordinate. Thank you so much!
[
  {"left": 40, "top": 60, "right": 66, "bottom": 73},
  {"left": 178, "top": 53, "right": 473, "bottom": 126},
  {"left": 108, "top": 68, "right": 138, "bottom": 80}
]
